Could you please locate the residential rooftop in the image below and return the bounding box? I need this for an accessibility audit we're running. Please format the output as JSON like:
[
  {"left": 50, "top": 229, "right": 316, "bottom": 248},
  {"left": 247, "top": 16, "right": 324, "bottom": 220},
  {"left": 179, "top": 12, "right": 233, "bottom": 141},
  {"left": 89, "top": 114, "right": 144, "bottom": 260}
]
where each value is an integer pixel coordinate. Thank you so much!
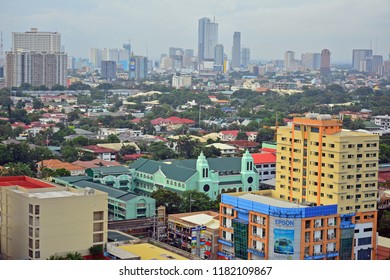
[{"left": 0, "top": 176, "right": 54, "bottom": 189}]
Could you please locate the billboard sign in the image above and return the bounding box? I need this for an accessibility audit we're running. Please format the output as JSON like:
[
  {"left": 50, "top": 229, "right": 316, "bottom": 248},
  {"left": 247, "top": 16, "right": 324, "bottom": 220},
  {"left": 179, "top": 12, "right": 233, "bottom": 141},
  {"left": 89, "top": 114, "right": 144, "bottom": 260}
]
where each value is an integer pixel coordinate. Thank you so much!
[
  {"left": 130, "top": 57, "right": 136, "bottom": 71},
  {"left": 268, "top": 216, "right": 301, "bottom": 260}
]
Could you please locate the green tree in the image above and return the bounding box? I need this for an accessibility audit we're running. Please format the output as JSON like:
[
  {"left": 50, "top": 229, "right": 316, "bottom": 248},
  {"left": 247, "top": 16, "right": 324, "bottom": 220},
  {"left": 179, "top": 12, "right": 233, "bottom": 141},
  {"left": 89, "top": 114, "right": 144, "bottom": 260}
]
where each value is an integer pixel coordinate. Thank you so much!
[
  {"left": 119, "top": 145, "right": 136, "bottom": 156},
  {"left": 0, "top": 124, "right": 15, "bottom": 141},
  {"left": 255, "top": 128, "right": 275, "bottom": 143},
  {"left": 107, "top": 134, "right": 120, "bottom": 143},
  {"left": 1, "top": 162, "right": 35, "bottom": 177},
  {"left": 147, "top": 142, "right": 177, "bottom": 160},
  {"left": 51, "top": 168, "right": 71, "bottom": 177},
  {"left": 378, "top": 210, "right": 390, "bottom": 238},
  {"left": 79, "top": 151, "right": 96, "bottom": 161},
  {"left": 61, "top": 146, "right": 79, "bottom": 162},
  {"left": 179, "top": 190, "right": 213, "bottom": 212},
  {"left": 51, "top": 84, "right": 67, "bottom": 91},
  {"left": 89, "top": 245, "right": 103, "bottom": 258},
  {"left": 243, "top": 120, "right": 259, "bottom": 132},
  {"left": 203, "top": 146, "right": 221, "bottom": 158},
  {"left": 64, "top": 252, "right": 83, "bottom": 260},
  {"left": 177, "top": 136, "right": 201, "bottom": 159},
  {"left": 151, "top": 188, "right": 182, "bottom": 214},
  {"left": 32, "top": 98, "right": 45, "bottom": 109},
  {"left": 0, "top": 145, "right": 13, "bottom": 164},
  {"left": 236, "top": 131, "right": 248, "bottom": 140}
]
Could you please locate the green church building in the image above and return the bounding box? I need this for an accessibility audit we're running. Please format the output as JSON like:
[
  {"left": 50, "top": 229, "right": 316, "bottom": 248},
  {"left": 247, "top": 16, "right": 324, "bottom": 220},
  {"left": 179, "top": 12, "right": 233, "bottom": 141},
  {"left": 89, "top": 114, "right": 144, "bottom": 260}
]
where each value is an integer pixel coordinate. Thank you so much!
[{"left": 129, "top": 151, "right": 259, "bottom": 200}]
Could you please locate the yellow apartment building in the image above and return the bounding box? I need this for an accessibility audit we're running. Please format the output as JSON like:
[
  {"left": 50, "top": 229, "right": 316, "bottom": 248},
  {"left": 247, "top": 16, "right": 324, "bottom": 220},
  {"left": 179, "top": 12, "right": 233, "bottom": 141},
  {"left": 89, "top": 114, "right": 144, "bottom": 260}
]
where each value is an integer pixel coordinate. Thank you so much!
[
  {"left": 275, "top": 114, "right": 379, "bottom": 259},
  {"left": 0, "top": 176, "right": 108, "bottom": 260}
]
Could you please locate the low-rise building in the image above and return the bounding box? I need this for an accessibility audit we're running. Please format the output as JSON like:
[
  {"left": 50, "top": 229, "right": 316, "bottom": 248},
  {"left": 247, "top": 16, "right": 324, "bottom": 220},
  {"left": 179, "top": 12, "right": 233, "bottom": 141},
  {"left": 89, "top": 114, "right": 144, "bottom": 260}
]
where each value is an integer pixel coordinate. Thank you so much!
[
  {"left": 218, "top": 191, "right": 343, "bottom": 260},
  {"left": 129, "top": 151, "right": 259, "bottom": 200},
  {"left": 251, "top": 153, "right": 277, "bottom": 181},
  {"left": 167, "top": 211, "right": 220, "bottom": 259},
  {"left": 52, "top": 176, "right": 155, "bottom": 221},
  {"left": 372, "top": 114, "right": 390, "bottom": 131},
  {"left": 206, "top": 143, "right": 236, "bottom": 157},
  {"left": 80, "top": 145, "right": 119, "bottom": 162},
  {"left": 37, "top": 159, "right": 85, "bottom": 176},
  {"left": 0, "top": 176, "right": 108, "bottom": 260}
]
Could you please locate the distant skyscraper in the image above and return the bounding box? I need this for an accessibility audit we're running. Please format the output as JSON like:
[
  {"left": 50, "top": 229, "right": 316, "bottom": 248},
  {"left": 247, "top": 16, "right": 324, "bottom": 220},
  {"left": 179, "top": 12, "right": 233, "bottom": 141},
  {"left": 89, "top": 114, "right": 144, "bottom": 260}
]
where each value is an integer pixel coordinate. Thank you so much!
[
  {"left": 241, "top": 47, "right": 250, "bottom": 68},
  {"left": 5, "top": 51, "right": 67, "bottom": 88},
  {"left": 183, "top": 49, "right": 194, "bottom": 68},
  {"left": 352, "top": 49, "right": 373, "bottom": 71},
  {"left": 12, "top": 28, "right": 61, "bottom": 52},
  {"left": 67, "top": 56, "right": 75, "bottom": 70},
  {"left": 231, "top": 32, "right": 241, "bottom": 68},
  {"left": 169, "top": 47, "right": 184, "bottom": 69},
  {"left": 284, "top": 50, "right": 297, "bottom": 72},
  {"left": 320, "top": 49, "right": 331, "bottom": 74},
  {"left": 6, "top": 28, "right": 66, "bottom": 88},
  {"left": 301, "top": 53, "right": 321, "bottom": 71},
  {"left": 123, "top": 43, "right": 131, "bottom": 57},
  {"left": 384, "top": 60, "right": 390, "bottom": 78},
  {"left": 372, "top": 55, "right": 383, "bottom": 76},
  {"left": 214, "top": 44, "right": 224, "bottom": 66},
  {"left": 0, "top": 31, "right": 4, "bottom": 78},
  {"left": 129, "top": 55, "right": 148, "bottom": 80},
  {"left": 198, "top": 17, "right": 218, "bottom": 62},
  {"left": 101, "top": 60, "right": 116, "bottom": 80},
  {"left": 89, "top": 48, "right": 102, "bottom": 68}
]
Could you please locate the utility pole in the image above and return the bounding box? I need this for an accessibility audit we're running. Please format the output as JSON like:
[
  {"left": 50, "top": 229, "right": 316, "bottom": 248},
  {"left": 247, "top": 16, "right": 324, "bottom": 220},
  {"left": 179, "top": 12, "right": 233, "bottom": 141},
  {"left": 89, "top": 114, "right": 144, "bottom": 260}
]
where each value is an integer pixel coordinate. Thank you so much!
[{"left": 198, "top": 103, "right": 201, "bottom": 128}]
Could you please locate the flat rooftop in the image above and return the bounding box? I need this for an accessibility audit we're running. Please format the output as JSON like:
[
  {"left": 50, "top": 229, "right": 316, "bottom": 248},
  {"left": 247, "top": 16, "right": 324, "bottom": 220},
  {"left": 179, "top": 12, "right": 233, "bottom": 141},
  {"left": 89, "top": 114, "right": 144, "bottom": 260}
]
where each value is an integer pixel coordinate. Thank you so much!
[
  {"left": 0, "top": 176, "right": 54, "bottom": 189},
  {"left": 119, "top": 243, "right": 188, "bottom": 260},
  {"left": 181, "top": 213, "right": 220, "bottom": 229},
  {"left": 11, "top": 188, "right": 85, "bottom": 198},
  {"left": 236, "top": 193, "right": 308, "bottom": 209}
]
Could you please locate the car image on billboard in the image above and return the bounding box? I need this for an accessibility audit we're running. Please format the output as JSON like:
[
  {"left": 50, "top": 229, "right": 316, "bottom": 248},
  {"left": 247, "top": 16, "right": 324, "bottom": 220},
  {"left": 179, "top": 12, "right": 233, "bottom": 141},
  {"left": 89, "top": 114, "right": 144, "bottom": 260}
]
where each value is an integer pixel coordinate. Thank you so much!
[{"left": 274, "top": 238, "right": 294, "bottom": 255}]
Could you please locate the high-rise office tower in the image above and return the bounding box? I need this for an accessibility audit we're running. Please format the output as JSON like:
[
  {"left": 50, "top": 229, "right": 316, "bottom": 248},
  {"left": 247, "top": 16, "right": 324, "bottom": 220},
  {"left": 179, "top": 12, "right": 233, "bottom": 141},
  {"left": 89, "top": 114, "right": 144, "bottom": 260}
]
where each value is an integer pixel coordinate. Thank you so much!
[
  {"left": 284, "top": 50, "right": 298, "bottom": 72},
  {"left": 275, "top": 113, "right": 379, "bottom": 259},
  {"left": 101, "top": 48, "right": 129, "bottom": 64},
  {"left": 89, "top": 48, "right": 102, "bottom": 68},
  {"left": 12, "top": 28, "right": 61, "bottom": 53},
  {"left": 352, "top": 49, "right": 373, "bottom": 71},
  {"left": 129, "top": 55, "right": 148, "bottom": 80},
  {"left": 169, "top": 47, "right": 184, "bottom": 69},
  {"left": 123, "top": 43, "right": 131, "bottom": 57},
  {"left": 320, "top": 49, "right": 331, "bottom": 75},
  {"left": 301, "top": 53, "right": 321, "bottom": 71},
  {"left": 241, "top": 47, "right": 250, "bottom": 68},
  {"left": 231, "top": 32, "right": 241, "bottom": 69},
  {"left": 198, "top": 17, "right": 218, "bottom": 62},
  {"left": 372, "top": 55, "right": 383, "bottom": 76},
  {"left": 183, "top": 49, "right": 194, "bottom": 68},
  {"left": 67, "top": 56, "right": 75, "bottom": 70},
  {"left": 101, "top": 60, "right": 117, "bottom": 80},
  {"left": 214, "top": 44, "right": 224, "bottom": 66}
]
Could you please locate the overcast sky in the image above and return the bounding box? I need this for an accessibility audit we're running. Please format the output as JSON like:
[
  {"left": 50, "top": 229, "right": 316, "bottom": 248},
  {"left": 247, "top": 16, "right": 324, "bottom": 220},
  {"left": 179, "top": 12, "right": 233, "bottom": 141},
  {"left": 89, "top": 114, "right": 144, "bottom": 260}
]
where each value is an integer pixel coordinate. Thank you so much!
[{"left": 1, "top": 0, "right": 389, "bottom": 63}]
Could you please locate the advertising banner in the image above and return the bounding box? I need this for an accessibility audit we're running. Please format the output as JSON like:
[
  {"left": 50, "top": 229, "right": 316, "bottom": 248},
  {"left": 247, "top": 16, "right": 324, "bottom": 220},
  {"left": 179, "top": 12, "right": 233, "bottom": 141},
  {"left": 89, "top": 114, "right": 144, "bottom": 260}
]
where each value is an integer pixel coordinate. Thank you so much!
[{"left": 268, "top": 217, "right": 302, "bottom": 260}]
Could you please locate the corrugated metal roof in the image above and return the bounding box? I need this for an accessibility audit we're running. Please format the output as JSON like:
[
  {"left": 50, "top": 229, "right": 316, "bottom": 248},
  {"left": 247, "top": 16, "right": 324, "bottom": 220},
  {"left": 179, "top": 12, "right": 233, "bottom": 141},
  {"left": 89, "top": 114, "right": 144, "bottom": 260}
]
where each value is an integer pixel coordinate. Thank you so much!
[
  {"left": 130, "top": 157, "right": 246, "bottom": 182},
  {"left": 88, "top": 166, "right": 130, "bottom": 175},
  {"left": 72, "top": 180, "right": 138, "bottom": 201},
  {"left": 131, "top": 158, "right": 197, "bottom": 182}
]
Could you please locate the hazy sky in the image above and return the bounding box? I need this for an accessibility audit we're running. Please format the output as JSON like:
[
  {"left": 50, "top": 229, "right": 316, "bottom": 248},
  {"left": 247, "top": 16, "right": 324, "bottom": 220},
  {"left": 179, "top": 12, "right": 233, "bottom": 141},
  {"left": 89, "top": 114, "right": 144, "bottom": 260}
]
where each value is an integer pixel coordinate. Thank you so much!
[{"left": 1, "top": 0, "right": 389, "bottom": 63}]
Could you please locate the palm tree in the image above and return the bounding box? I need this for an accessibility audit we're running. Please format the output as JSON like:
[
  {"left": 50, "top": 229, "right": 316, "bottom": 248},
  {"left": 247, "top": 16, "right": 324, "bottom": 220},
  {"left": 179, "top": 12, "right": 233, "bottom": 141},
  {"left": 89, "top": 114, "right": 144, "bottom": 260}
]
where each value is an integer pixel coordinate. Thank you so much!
[{"left": 65, "top": 252, "right": 83, "bottom": 260}]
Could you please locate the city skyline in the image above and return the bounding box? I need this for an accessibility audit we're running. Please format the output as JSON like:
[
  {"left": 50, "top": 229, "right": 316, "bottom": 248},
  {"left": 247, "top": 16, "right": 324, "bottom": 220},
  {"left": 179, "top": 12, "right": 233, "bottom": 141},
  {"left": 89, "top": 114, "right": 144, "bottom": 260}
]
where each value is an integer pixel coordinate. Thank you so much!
[{"left": 0, "top": 0, "right": 389, "bottom": 63}]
